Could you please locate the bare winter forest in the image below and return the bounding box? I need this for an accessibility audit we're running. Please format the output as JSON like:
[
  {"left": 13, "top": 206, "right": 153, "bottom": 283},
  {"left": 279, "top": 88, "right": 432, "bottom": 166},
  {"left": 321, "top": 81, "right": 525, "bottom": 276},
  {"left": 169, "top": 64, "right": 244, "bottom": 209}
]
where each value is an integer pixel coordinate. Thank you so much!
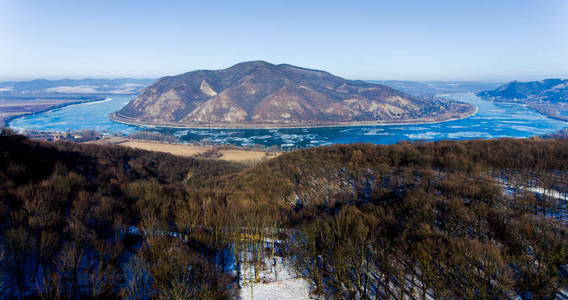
[{"left": 1, "top": 128, "right": 568, "bottom": 299}]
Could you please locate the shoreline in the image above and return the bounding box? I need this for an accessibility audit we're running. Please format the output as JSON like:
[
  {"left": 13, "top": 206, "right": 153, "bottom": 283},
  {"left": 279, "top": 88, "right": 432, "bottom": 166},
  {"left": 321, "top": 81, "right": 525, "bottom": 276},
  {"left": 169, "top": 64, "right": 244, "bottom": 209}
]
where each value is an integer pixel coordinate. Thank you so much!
[
  {"left": 109, "top": 104, "right": 478, "bottom": 130},
  {"left": 4, "top": 97, "right": 108, "bottom": 128},
  {"left": 525, "top": 106, "right": 568, "bottom": 123},
  {"left": 477, "top": 96, "right": 568, "bottom": 124}
]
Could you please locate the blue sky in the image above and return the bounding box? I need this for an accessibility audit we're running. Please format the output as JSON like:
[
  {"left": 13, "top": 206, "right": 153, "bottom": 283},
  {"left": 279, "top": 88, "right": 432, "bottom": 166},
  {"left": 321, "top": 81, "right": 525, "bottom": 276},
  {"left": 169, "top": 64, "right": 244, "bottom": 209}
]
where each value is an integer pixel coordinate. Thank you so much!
[{"left": 1, "top": 0, "right": 567, "bottom": 81}]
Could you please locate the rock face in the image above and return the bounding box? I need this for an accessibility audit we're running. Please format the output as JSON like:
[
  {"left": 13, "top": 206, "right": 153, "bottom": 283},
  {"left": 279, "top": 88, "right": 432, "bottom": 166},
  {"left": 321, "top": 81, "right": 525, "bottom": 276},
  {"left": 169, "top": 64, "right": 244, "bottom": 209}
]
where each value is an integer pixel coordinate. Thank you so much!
[{"left": 113, "top": 61, "right": 473, "bottom": 127}]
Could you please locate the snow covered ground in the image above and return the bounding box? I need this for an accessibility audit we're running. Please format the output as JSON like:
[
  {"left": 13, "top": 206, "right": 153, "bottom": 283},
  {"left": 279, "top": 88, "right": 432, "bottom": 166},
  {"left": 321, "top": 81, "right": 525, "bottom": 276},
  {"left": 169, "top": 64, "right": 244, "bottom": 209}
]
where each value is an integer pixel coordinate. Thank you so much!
[
  {"left": 238, "top": 256, "right": 311, "bottom": 300},
  {"left": 239, "top": 278, "right": 310, "bottom": 300},
  {"left": 501, "top": 182, "right": 567, "bottom": 201},
  {"left": 523, "top": 186, "right": 567, "bottom": 200}
]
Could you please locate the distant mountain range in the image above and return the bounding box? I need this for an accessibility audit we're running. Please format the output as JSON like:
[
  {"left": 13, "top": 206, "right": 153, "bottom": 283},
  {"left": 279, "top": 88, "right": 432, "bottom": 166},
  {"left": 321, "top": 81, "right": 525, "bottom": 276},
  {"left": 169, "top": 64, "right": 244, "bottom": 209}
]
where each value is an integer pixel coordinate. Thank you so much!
[
  {"left": 371, "top": 81, "right": 503, "bottom": 97},
  {"left": 112, "top": 61, "right": 474, "bottom": 128},
  {"left": 0, "top": 78, "right": 155, "bottom": 95},
  {"left": 477, "top": 79, "right": 568, "bottom": 102}
]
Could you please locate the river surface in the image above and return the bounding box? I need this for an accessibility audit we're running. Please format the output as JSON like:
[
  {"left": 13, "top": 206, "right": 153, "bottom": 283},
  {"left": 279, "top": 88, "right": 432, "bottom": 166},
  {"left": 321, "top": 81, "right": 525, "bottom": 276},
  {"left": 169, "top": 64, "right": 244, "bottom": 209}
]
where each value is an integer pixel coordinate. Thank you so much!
[{"left": 9, "top": 93, "right": 568, "bottom": 149}]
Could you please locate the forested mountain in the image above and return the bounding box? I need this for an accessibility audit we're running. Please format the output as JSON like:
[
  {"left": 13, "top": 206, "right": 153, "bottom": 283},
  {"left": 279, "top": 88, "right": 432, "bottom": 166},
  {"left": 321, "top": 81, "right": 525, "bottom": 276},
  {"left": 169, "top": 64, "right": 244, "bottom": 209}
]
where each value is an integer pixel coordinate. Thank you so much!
[
  {"left": 113, "top": 61, "right": 474, "bottom": 127},
  {"left": 1, "top": 129, "right": 568, "bottom": 298},
  {"left": 478, "top": 78, "right": 568, "bottom": 102}
]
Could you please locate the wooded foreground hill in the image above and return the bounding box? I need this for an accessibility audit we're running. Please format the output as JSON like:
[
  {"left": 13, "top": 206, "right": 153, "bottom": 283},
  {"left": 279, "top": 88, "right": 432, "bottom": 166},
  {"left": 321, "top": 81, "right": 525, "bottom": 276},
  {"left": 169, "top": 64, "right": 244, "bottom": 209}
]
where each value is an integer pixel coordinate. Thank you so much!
[{"left": 1, "top": 129, "right": 568, "bottom": 299}]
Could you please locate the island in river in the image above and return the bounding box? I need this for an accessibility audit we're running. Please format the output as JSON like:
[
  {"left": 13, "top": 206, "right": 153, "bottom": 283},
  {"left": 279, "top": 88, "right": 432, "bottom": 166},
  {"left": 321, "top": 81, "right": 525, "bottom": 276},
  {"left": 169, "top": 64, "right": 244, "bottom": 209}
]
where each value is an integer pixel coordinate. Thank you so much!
[{"left": 111, "top": 61, "right": 475, "bottom": 128}]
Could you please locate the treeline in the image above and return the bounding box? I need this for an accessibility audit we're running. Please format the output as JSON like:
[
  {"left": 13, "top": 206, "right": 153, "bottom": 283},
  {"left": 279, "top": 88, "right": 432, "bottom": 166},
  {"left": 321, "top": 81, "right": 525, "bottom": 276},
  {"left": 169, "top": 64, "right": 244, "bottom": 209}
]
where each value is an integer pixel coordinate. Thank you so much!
[
  {"left": 1, "top": 128, "right": 568, "bottom": 299},
  {"left": 128, "top": 131, "right": 179, "bottom": 143}
]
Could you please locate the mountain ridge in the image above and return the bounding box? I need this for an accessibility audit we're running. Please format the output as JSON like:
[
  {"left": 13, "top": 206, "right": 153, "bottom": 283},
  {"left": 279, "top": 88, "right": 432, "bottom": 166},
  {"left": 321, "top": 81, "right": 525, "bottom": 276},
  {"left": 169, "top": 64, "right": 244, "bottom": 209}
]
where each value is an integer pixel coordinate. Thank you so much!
[
  {"left": 477, "top": 78, "right": 568, "bottom": 102},
  {"left": 112, "top": 61, "right": 475, "bottom": 128}
]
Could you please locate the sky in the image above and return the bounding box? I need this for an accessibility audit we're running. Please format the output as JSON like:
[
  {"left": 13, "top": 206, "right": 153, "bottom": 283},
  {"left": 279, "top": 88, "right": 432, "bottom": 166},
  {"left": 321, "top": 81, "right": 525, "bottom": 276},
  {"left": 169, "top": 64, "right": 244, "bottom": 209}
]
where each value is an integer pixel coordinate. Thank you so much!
[{"left": 1, "top": 0, "right": 567, "bottom": 82}]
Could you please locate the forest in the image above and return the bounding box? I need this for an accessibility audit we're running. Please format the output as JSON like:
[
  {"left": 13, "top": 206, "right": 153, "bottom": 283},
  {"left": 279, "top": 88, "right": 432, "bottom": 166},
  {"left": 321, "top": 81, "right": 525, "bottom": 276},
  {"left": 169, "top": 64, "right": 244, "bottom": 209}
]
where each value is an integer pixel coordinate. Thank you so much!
[{"left": 1, "top": 128, "right": 568, "bottom": 299}]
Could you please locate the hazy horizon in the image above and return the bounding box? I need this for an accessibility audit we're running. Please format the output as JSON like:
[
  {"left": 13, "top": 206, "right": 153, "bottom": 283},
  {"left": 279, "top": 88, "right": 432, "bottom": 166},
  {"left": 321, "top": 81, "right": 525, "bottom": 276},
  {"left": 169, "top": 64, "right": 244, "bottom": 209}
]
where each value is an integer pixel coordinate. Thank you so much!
[
  {"left": 0, "top": 60, "right": 564, "bottom": 84},
  {"left": 1, "top": 0, "right": 567, "bottom": 82}
]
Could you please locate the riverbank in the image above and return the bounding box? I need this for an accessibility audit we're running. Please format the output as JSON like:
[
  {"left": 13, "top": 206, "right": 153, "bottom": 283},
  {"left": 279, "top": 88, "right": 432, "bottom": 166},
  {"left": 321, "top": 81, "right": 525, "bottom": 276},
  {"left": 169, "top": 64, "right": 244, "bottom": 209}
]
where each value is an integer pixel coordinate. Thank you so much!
[
  {"left": 1, "top": 97, "right": 107, "bottom": 127},
  {"left": 109, "top": 102, "right": 477, "bottom": 130},
  {"left": 527, "top": 104, "right": 568, "bottom": 123},
  {"left": 478, "top": 96, "right": 568, "bottom": 124}
]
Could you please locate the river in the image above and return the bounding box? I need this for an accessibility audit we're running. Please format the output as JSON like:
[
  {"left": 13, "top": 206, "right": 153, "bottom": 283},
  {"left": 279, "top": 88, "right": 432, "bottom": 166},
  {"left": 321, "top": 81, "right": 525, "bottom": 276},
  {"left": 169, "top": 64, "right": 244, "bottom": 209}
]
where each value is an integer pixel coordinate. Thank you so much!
[{"left": 9, "top": 93, "right": 567, "bottom": 149}]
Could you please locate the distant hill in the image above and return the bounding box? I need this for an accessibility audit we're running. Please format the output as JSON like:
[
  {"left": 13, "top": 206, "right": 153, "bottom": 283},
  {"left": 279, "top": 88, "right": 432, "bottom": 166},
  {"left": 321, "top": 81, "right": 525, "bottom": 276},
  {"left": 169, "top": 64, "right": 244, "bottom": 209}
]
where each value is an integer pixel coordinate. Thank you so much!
[
  {"left": 371, "top": 80, "right": 503, "bottom": 97},
  {"left": 0, "top": 78, "right": 155, "bottom": 95},
  {"left": 477, "top": 79, "right": 568, "bottom": 102},
  {"left": 113, "top": 61, "right": 474, "bottom": 128},
  {"left": 477, "top": 78, "right": 568, "bottom": 122}
]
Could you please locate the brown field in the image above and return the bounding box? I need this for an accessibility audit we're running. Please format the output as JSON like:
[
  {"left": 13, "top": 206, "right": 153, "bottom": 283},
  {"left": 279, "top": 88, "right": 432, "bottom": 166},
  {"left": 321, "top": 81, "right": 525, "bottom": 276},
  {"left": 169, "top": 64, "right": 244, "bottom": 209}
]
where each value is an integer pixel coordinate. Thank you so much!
[
  {"left": 218, "top": 149, "right": 279, "bottom": 162},
  {"left": 93, "top": 138, "right": 281, "bottom": 162},
  {"left": 117, "top": 140, "right": 212, "bottom": 157}
]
